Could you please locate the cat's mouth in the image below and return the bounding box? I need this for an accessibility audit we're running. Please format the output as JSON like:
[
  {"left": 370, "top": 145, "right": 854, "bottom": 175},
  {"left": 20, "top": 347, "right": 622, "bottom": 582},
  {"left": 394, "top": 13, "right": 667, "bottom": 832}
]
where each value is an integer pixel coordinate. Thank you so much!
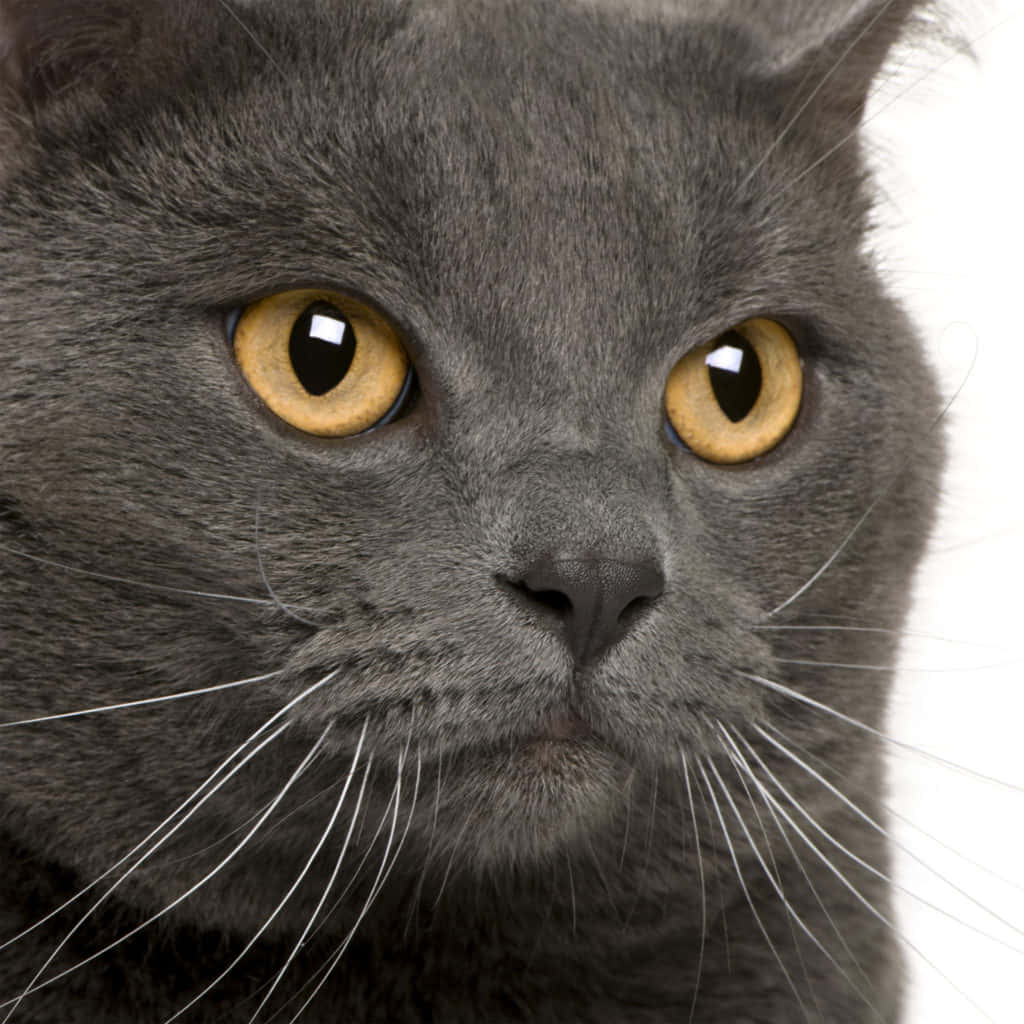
[
  {"left": 528, "top": 708, "right": 593, "bottom": 743},
  {"left": 512, "top": 709, "right": 598, "bottom": 768}
]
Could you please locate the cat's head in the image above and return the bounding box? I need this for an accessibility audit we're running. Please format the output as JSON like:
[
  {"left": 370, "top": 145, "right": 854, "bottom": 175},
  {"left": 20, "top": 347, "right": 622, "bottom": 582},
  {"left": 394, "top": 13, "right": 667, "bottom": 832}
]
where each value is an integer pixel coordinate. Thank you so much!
[{"left": 0, "top": 0, "right": 942, "bottom": 934}]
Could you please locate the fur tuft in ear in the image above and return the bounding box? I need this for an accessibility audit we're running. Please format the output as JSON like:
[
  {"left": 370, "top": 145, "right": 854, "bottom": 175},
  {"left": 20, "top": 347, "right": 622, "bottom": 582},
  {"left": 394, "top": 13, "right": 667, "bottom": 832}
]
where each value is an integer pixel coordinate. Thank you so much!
[
  {"left": 725, "top": 0, "right": 946, "bottom": 123},
  {"left": 0, "top": 0, "right": 142, "bottom": 114}
]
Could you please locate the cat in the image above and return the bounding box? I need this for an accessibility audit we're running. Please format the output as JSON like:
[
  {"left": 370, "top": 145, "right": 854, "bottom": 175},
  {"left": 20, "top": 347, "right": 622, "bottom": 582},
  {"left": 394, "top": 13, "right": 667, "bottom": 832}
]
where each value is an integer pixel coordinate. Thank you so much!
[{"left": 0, "top": 0, "right": 1009, "bottom": 1021}]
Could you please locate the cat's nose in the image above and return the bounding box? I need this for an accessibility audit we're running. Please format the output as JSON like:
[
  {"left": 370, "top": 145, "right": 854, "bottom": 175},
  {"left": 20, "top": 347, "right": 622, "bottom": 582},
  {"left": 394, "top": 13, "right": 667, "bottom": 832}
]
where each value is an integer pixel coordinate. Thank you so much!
[{"left": 510, "top": 557, "right": 664, "bottom": 665}]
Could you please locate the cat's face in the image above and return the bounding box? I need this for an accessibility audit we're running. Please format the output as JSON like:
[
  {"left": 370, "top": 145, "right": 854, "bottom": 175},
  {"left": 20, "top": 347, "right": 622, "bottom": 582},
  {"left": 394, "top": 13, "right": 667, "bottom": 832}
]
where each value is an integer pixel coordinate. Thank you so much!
[{"left": 0, "top": 0, "right": 940, "bottom": 950}]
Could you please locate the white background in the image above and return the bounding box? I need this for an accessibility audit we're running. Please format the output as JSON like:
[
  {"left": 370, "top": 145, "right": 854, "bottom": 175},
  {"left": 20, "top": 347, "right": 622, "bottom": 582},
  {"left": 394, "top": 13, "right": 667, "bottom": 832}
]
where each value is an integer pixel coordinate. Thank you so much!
[{"left": 867, "top": 2, "right": 1024, "bottom": 1021}]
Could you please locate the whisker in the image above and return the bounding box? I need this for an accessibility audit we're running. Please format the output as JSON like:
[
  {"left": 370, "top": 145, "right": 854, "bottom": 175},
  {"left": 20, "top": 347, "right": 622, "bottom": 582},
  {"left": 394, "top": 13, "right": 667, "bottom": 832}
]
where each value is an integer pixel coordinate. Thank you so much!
[
  {"left": 751, "top": 623, "right": 1008, "bottom": 653},
  {"left": 161, "top": 721, "right": 368, "bottom": 1023},
  {"left": 247, "top": 753, "right": 375, "bottom": 1024},
  {"left": 721, "top": 731, "right": 880, "bottom": 1003},
  {"left": 0, "top": 671, "right": 281, "bottom": 729},
  {"left": 304, "top": 766, "right": 399, "bottom": 944},
  {"left": 0, "top": 669, "right": 339, "bottom": 964},
  {"left": 213, "top": 0, "right": 289, "bottom": 79},
  {"left": 743, "top": 672, "right": 1024, "bottom": 792},
  {"left": 696, "top": 758, "right": 812, "bottom": 1023},
  {"left": 618, "top": 768, "right": 634, "bottom": 871},
  {"left": 680, "top": 753, "right": 707, "bottom": 1024},
  {"left": 623, "top": 768, "right": 660, "bottom": 927},
  {"left": 752, "top": 724, "right": 1024, "bottom": 948},
  {"left": 0, "top": 541, "right": 298, "bottom": 609},
  {"left": 405, "top": 745, "right": 446, "bottom": 939},
  {"left": 707, "top": 754, "right": 879, "bottom": 1022},
  {"left": 883, "top": 800, "right": 1024, "bottom": 898},
  {"left": 691, "top": 759, "right": 732, "bottom": 968},
  {"left": 767, "top": 337, "right": 975, "bottom": 617},
  {"left": 0, "top": 716, "right": 293, "bottom": 956},
  {"left": 715, "top": 733, "right": 827, "bottom": 1019},
  {"left": 301, "top": 714, "right": 419, "bottom": 947},
  {"left": 726, "top": 731, "right": 998, "bottom": 1023},
  {"left": 580, "top": 829, "right": 622, "bottom": 922},
  {"left": 285, "top": 745, "right": 421, "bottom": 1024},
  {"left": 255, "top": 490, "right": 323, "bottom": 629},
  {"left": 3, "top": 723, "right": 331, "bottom": 1017},
  {"left": 737, "top": 0, "right": 902, "bottom": 194},
  {"left": 432, "top": 808, "right": 475, "bottom": 913},
  {"left": 774, "top": 657, "right": 1019, "bottom": 674},
  {"left": 760, "top": 12, "right": 1017, "bottom": 208},
  {"left": 743, "top": 733, "right": 1024, "bottom": 963},
  {"left": 257, "top": 766, "right": 397, "bottom": 1023}
]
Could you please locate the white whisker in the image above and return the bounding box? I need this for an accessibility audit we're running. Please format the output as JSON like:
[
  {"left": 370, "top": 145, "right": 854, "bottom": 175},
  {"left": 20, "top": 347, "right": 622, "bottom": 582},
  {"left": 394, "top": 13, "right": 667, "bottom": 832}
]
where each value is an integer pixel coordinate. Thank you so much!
[
  {"left": 0, "top": 541, "right": 295, "bottom": 609},
  {"left": 0, "top": 671, "right": 281, "bottom": 729},
  {"left": 680, "top": 753, "right": 707, "bottom": 1024},
  {"left": 720, "top": 731, "right": 880, "bottom": 1003},
  {"left": 716, "top": 732, "right": 827, "bottom": 1018},
  {"left": 0, "top": 669, "right": 338, "bottom": 960},
  {"left": 690, "top": 759, "right": 732, "bottom": 966},
  {"left": 0, "top": 719, "right": 290, "bottom": 958},
  {"left": 3, "top": 723, "right": 331, "bottom": 1017},
  {"left": 697, "top": 758, "right": 812, "bottom": 1023},
  {"left": 247, "top": 752, "right": 375, "bottom": 1023},
  {"left": 775, "top": 657, "right": 1018, "bottom": 674},
  {"left": 752, "top": 622, "right": 1008, "bottom": 653},
  {"left": 752, "top": 723, "right": 1024, "bottom": 948},
  {"left": 286, "top": 744, "right": 421, "bottom": 1024},
  {"left": 405, "top": 746, "right": 446, "bottom": 938},
  {"left": 767, "top": 338, "right": 975, "bottom": 618},
  {"left": 743, "top": 672, "right": 1024, "bottom": 792},
  {"left": 161, "top": 721, "right": 368, "bottom": 1023},
  {"left": 707, "top": 754, "right": 878, "bottom": 1021},
  {"left": 255, "top": 493, "right": 323, "bottom": 628},
  {"left": 725, "top": 731, "right": 998, "bottom": 1023},
  {"left": 214, "top": 0, "right": 289, "bottom": 80},
  {"left": 737, "top": 0, "right": 901, "bottom": 194}
]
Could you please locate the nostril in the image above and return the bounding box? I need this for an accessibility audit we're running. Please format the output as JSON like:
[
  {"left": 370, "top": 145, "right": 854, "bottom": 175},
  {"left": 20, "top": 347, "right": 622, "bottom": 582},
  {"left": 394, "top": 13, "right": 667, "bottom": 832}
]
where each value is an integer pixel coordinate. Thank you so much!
[
  {"left": 497, "top": 575, "right": 573, "bottom": 618},
  {"left": 618, "top": 594, "right": 655, "bottom": 633},
  {"left": 526, "top": 587, "right": 573, "bottom": 614}
]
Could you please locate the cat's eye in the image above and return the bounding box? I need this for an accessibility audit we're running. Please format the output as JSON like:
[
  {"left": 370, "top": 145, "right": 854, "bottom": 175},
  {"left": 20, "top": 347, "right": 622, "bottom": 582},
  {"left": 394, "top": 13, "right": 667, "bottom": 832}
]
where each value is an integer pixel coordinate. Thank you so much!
[
  {"left": 230, "top": 289, "right": 412, "bottom": 436},
  {"left": 664, "top": 318, "right": 802, "bottom": 464}
]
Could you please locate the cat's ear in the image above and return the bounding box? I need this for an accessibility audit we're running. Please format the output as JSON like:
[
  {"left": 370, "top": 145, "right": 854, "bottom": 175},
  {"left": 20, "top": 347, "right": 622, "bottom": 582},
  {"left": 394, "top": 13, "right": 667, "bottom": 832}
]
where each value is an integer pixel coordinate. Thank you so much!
[
  {"left": 0, "top": 0, "right": 144, "bottom": 116},
  {"left": 729, "top": 0, "right": 941, "bottom": 123}
]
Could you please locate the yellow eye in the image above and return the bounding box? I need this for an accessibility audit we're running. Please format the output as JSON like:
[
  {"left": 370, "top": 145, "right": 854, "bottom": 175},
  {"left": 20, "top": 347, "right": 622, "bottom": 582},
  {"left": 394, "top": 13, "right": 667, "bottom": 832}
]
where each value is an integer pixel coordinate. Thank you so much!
[
  {"left": 664, "top": 318, "right": 802, "bottom": 464},
  {"left": 232, "top": 289, "right": 410, "bottom": 436}
]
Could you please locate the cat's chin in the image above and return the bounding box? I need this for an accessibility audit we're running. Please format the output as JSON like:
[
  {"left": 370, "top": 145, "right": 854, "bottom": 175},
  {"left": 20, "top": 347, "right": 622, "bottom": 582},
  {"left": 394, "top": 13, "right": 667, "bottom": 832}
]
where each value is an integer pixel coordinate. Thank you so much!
[{"left": 433, "top": 734, "right": 632, "bottom": 870}]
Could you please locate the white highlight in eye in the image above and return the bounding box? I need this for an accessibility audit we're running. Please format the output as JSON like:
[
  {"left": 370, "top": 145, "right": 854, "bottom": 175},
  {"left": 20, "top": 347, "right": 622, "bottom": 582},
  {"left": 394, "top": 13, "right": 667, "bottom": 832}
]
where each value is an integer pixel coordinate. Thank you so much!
[
  {"left": 309, "top": 314, "right": 347, "bottom": 345},
  {"left": 705, "top": 345, "right": 744, "bottom": 374}
]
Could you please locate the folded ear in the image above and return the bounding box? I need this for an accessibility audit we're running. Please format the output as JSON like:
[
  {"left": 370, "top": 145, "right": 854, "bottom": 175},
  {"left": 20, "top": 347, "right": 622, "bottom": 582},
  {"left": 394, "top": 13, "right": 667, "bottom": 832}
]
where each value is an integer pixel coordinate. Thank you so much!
[{"left": 725, "top": 0, "right": 941, "bottom": 123}]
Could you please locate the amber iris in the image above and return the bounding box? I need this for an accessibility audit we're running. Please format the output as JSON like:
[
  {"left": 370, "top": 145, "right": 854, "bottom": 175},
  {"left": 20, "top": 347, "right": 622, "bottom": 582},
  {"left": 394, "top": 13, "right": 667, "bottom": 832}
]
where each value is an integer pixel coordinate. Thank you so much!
[
  {"left": 665, "top": 318, "right": 802, "bottom": 464},
  {"left": 233, "top": 289, "right": 409, "bottom": 436}
]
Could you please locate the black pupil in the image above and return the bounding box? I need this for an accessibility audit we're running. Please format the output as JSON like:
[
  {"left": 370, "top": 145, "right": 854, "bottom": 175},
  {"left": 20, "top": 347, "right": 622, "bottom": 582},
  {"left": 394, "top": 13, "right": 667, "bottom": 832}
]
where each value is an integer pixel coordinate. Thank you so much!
[
  {"left": 706, "top": 332, "right": 762, "bottom": 423},
  {"left": 289, "top": 302, "right": 356, "bottom": 396}
]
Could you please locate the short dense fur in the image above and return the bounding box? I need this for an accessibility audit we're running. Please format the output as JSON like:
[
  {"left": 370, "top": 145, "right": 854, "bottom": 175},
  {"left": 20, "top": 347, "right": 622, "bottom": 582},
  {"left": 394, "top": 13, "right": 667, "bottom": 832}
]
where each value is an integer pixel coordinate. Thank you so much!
[{"left": 0, "top": 1, "right": 944, "bottom": 1020}]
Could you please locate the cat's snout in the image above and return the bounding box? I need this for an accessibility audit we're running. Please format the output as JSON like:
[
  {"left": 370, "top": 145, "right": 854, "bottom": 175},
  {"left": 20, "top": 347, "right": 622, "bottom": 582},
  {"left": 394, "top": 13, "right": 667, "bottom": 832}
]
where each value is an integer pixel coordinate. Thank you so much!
[{"left": 503, "top": 556, "right": 664, "bottom": 665}]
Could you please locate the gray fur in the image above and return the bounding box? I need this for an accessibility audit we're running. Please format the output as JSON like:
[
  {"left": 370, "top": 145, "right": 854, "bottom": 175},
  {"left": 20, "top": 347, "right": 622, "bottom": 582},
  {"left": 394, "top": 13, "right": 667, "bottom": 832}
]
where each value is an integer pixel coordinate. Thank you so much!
[{"left": 0, "top": 0, "right": 944, "bottom": 1020}]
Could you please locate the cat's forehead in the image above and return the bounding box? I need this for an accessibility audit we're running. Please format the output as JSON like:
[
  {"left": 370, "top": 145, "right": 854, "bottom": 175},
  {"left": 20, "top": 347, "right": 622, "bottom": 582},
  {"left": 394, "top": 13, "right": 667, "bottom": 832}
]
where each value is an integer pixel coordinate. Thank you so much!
[
  {"left": 0, "top": 0, "right": 897, "bottom": 437},
  {"left": 216, "top": 0, "right": 865, "bottom": 335},
  {"left": 322, "top": 9, "right": 863, "bottom": 360}
]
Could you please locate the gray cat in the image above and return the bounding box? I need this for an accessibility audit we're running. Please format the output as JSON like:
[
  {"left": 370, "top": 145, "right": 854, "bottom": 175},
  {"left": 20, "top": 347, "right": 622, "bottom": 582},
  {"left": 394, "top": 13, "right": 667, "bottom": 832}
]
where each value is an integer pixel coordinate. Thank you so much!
[{"left": 0, "top": 0, "right": 954, "bottom": 1021}]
